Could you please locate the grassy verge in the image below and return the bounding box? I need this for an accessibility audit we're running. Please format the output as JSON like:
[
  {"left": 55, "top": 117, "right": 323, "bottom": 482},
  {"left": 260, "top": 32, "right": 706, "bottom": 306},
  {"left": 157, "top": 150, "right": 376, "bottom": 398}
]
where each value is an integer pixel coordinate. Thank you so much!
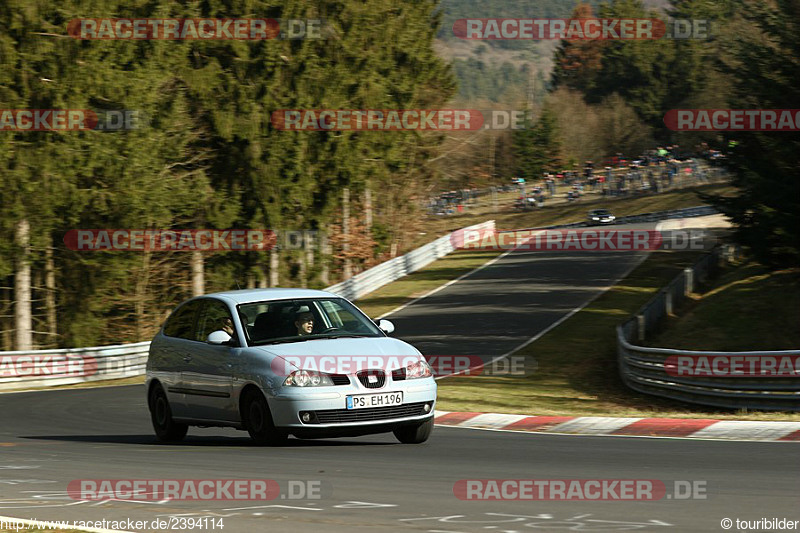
[
  {"left": 434, "top": 249, "right": 800, "bottom": 421},
  {"left": 647, "top": 261, "right": 800, "bottom": 351},
  {"left": 354, "top": 249, "right": 504, "bottom": 319}
]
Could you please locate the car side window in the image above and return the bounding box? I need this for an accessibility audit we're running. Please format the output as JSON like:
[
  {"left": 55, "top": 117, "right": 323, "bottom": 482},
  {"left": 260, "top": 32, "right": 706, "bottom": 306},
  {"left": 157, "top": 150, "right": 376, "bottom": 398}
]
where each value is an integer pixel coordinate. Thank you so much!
[
  {"left": 196, "top": 299, "right": 236, "bottom": 344},
  {"left": 163, "top": 300, "right": 201, "bottom": 340}
]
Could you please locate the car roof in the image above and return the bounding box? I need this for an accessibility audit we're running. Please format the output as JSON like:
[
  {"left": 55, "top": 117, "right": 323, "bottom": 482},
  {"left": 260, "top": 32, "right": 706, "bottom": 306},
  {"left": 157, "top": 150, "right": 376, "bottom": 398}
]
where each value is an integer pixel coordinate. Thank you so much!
[{"left": 199, "top": 288, "right": 340, "bottom": 305}]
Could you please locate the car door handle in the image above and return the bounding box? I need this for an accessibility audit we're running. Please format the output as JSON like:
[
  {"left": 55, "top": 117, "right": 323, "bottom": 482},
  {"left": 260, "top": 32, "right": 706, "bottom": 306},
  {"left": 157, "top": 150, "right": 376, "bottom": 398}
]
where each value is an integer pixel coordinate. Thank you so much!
[{"left": 183, "top": 356, "right": 192, "bottom": 363}]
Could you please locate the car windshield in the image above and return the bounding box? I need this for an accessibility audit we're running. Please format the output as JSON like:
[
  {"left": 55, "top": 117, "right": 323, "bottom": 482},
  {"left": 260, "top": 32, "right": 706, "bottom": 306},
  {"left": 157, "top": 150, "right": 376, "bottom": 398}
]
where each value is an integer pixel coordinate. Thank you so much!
[
  {"left": 238, "top": 298, "right": 383, "bottom": 346},
  {"left": 593, "top": 210, "right": 610, "bottom": 215}
]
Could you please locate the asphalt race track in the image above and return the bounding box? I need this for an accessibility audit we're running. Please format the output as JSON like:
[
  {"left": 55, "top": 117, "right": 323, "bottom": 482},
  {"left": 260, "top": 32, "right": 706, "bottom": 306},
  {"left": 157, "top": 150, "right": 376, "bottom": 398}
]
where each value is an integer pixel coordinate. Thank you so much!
[{"left": 1, "top": 221, "right": 797, "bottom": 532}]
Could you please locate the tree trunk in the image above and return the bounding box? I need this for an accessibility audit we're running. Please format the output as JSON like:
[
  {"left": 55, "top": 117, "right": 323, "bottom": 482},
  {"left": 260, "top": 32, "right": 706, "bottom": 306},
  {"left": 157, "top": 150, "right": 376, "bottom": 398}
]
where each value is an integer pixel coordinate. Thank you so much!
[
  {"left": 305, "top": 233, "right": 315, "bottom": 287},
  {"left": 191, "top": 250, "right": 204, "bottom": 296},
  {"left": 14, "top": 219, "right": 32, "bottom": 351},
  {"left": 320, "top": 232, "right": 330, "bottom": 285},
  {"left": 2, "top": 287, "right": 13, "bottom": 350},
  {"left": 269, "top": 249, "right": 279, "bottom": 287},
  {"left": 343, "top": 187, "right": 352, "bottom": 279},
  {"left": 45, "top": 245, "right": 57, "bottom": 346},
  {"left": 134, "top": 251, "right": 151, "bottom": 342},
  {"left": 365, "top": 187, "right": 373, "bottom": 229},
  {"left": 299, "top": 249, "right": 307, "bottom": 288}
]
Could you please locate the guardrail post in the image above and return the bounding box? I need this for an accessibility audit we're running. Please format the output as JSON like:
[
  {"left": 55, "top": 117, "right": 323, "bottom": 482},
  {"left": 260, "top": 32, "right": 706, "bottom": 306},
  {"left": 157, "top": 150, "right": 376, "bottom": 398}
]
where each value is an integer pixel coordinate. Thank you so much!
[
  {"left": 665, "top": 290, "right": 673, "bottom": 315},
  {"left": 637, "top": 315, "right": 646, "bottom": 342},
  {"left": 684, "top": 268, "right": 694, "bottom": 296}
]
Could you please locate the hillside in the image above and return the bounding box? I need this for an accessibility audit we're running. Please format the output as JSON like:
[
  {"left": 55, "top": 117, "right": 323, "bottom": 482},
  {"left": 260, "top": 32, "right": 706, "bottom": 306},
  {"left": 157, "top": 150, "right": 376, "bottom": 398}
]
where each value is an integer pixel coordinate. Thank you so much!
[{"left": 434, "top": 0, "right": 673, "bottom": 103}]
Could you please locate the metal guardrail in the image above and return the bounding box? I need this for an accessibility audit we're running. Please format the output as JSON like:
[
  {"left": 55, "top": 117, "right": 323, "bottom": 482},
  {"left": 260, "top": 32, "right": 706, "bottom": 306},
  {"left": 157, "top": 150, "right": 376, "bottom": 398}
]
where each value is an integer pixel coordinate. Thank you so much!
[
  {"left": 0, "top": 221, "right": 495, "bottom": 390},
  {"left": 617, "top": 245, "right": 800, "bottom": 411},
  {"left": 0, "top": 341, "right": 150, "bottom": 390},
  {"left": 325, "top": 220, "right": 495, "bottom": 302}
]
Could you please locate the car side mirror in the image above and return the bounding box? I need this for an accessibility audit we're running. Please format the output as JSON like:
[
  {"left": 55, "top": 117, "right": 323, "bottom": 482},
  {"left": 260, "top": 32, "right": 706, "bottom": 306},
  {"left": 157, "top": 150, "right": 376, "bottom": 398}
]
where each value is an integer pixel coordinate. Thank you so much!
[
  {"left": 207, "top": 330, "right": 232, "bottom": 345},
  {"left": 377, "top": 319, "right": 395, "bottom": 335}
]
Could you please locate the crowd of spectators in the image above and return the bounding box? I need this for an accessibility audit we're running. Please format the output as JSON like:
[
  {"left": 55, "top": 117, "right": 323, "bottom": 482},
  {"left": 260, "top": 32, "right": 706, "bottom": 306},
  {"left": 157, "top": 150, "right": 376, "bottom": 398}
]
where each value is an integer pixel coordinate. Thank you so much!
[{"left": 425, "top": 144, "right": 729, "bottom": 215}]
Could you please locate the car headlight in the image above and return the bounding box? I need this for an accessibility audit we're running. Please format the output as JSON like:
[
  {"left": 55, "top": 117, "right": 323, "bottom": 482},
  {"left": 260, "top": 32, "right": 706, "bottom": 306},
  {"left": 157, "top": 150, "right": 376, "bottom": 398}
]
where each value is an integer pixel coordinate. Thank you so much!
[
  {"left": 608, "top": 216, "right": 616, "bottom": 220},
  {"left": 592, "top": 217, "right": 599, "bottom": 220},
  {"left": 284, "top": 370, "right": 334, "bottom": 387},
  {"left": 405, "top": 360, "right": 433, "bottom": 379}
]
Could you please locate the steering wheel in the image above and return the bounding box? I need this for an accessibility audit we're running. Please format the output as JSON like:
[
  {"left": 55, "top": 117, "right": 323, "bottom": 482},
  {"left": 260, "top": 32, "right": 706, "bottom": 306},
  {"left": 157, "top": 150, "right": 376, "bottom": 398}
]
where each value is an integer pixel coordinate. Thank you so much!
[{"left": 319, "top": 326, "right": 340, "bottom": 334}]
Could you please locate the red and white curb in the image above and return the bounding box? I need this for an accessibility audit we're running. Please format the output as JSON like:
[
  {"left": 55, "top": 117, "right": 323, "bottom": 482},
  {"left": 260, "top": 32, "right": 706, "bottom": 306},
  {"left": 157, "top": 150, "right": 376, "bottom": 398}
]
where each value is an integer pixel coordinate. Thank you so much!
[{"left": 434, "top": 411, "right": 800, "bottom": 441}]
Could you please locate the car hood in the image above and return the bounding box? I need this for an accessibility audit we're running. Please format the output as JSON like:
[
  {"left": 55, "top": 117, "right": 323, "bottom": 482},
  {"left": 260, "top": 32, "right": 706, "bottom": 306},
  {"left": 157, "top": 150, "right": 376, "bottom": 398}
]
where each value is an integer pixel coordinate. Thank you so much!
[{"left": 250, "top": 336, "right": 423, "bottom": 371}]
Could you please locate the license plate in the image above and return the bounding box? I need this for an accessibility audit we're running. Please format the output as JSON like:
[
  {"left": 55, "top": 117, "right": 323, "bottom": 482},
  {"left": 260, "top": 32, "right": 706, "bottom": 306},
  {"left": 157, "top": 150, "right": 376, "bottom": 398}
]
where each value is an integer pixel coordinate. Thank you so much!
[{"left": 346, "top": 392, "right": 403, "bottom": 410}]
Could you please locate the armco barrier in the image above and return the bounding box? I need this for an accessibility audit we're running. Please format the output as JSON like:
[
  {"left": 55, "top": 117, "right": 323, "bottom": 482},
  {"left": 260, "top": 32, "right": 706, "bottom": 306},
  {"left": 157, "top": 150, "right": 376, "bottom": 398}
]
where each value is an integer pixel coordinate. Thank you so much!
[
  {"left": 0, "top": 221, "right": 494, "bottom": 390},
  {"left": 324, "top": 220, "right": 494, "bottom": 301},
  {"left": 617, "top": 245, "right": 800, "bottom": 411},
  {"left": 0, "top": 341, "right": 150, "bottom": 390}
]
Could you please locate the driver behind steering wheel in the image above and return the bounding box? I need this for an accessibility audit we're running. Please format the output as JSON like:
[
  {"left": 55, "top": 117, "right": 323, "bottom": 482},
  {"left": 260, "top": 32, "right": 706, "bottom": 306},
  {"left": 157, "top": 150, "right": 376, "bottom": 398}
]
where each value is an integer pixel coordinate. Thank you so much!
[{"left": 295, "top": 310, "right": 314, "bottom": 336}]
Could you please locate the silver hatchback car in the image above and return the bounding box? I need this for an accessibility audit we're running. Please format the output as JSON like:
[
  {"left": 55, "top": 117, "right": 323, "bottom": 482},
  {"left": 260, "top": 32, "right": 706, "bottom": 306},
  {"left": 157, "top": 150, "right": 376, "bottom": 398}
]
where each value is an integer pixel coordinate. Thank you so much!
[{"left": 146, "top": 289, "right": 436, "bottom": 445}]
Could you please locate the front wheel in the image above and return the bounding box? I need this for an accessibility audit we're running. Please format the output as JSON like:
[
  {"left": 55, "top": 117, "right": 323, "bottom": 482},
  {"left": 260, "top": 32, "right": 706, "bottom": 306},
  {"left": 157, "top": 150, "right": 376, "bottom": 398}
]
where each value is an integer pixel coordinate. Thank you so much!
[
  {"left": 393, "top": 418, "right": 433, "bottom": 444},
  {"left": 242, "top": 391, "right": 287, "bottom": 446},
  {"left": 149, "top": 384, "right": 188, "bottom": 442}
]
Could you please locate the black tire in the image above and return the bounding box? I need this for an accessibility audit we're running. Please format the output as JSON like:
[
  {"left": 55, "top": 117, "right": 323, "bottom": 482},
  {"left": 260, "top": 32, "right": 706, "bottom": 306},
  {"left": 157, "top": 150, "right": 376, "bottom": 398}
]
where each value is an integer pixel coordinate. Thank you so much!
[
  {"left": 242, "top": 391, "right": 287, "bottom": 446},
  {"left": 149, "top": 384, "right": 188, "bottom": 442},
  {"left": 393, "top": 418, "right": 433, "bottom": 444}
]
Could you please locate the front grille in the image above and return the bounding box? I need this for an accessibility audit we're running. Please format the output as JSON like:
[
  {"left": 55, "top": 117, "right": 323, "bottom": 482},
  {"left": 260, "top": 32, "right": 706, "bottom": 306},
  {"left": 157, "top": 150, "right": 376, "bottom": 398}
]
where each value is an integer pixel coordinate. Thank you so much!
[
  {"left": 330, "top": 374, "right": 350, "bottom": 386},
  {"left": 312, "top": 402, "right": 429, "bottom": 424},
  {"left": 357, "top": 369, "right": 385, "bottom": 389}
]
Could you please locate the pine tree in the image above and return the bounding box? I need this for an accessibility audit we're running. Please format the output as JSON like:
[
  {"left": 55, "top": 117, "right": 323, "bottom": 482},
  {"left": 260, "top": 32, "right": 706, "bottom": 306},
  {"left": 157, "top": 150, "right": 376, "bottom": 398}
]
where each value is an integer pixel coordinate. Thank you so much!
[{"left": 702, "top": 0, "right": 800, "bottom": 266}]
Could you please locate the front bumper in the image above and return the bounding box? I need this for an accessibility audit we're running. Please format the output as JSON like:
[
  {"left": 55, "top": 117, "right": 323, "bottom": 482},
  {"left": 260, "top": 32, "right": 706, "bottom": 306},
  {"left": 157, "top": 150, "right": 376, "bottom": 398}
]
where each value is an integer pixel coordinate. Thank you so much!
[{"left": 268, "top": 377, "right": 437, "bottom": 430}]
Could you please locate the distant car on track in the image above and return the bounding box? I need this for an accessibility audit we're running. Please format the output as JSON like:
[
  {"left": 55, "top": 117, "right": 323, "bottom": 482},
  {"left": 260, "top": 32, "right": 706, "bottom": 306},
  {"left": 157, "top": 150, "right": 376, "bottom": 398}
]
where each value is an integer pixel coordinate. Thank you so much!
[
  {"left": 587, "top": 209, "right": 616, "bottom": 225},
  {"left": 146, "top": 289, "right": 436, "bottom": 445}
]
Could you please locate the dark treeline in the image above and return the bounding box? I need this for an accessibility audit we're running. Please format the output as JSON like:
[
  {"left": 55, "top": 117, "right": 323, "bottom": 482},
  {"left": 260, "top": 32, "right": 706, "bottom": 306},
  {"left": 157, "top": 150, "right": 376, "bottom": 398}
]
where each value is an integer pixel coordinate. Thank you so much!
[{"left": 0, "top": 0, "right": 454, "bottom": 349}]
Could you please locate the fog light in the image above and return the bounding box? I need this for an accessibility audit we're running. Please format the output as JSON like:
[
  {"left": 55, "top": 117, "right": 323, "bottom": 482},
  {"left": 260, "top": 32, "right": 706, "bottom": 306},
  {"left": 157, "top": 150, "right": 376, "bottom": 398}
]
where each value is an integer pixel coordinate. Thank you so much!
[
  {"left": 301, "top": 412, "right": 312, "bottom": 423},
  {"left": 423, "top": 403, "right": 431, "bottom": 413}
]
